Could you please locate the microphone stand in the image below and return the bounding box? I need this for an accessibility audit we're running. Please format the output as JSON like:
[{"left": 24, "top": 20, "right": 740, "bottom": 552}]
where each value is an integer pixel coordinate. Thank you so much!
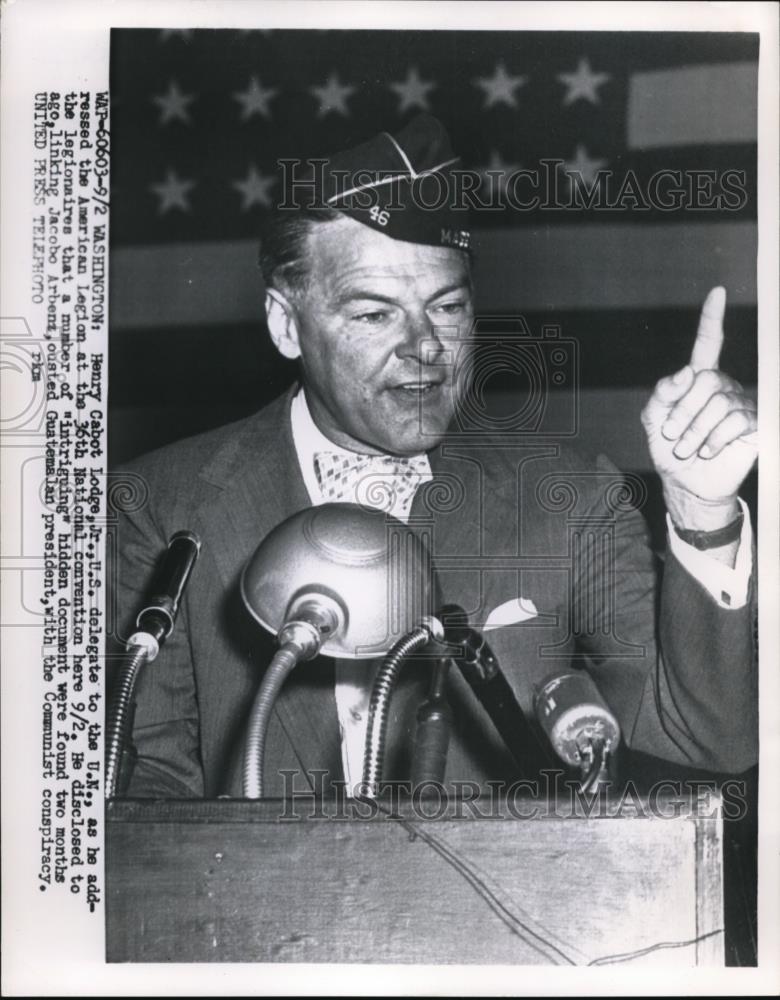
[
  {"left": 361, "top": 617, "right": 445, "bottom": 798},
  {"left": 363, "top": 604, "right": 558, "bottom": 798},
  {"left": 239, "top": 503, "right": 436, "bottom": 799},
  {"left": 411, "top": 654, "right": 453, "bottom": 789},
  {"left": 241, "top": 595, "right": 343, "bottom": 799},
  {"left": 105, "top": 531, "right": 201, "bottom": 799},
  {"left": 439, "top": 605, "right": 555, "bottom": 778}
]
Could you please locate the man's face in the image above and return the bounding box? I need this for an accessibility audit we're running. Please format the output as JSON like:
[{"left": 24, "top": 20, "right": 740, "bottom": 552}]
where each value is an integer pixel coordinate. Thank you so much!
[{"left": 274, "top": 215, "right": 474, "bottom": 456}]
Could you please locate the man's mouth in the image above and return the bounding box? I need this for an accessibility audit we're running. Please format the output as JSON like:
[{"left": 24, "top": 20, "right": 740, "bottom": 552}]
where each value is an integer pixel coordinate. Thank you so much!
[{"left": 392, "top": 379, "right": 444, "bottom": 396}]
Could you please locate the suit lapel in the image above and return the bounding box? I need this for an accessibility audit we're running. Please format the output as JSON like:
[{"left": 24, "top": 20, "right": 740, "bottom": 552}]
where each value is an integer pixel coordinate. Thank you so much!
[
  {"left": 195, "top": 386, "right": 342, "bottom": 788},
  {"left": 416, "top": 441, "right": 502, "bottom": 622},
  {"left": 197, "top": 388, "right": 309, "bottom": 590},
  {"left": 192, "top": 400, "right": 513, "bottom": 792}
]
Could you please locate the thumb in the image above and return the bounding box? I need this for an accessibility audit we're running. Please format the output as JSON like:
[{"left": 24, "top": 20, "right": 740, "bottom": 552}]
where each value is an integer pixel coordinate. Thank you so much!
[{"left": 640, "top": 365, "right": 694, "bottom": 430}]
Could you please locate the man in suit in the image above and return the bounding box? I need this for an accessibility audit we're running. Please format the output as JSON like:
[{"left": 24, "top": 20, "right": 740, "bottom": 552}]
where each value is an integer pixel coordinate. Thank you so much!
[{"left": 111, "top": 115, "right": 757, "bottom": 799}]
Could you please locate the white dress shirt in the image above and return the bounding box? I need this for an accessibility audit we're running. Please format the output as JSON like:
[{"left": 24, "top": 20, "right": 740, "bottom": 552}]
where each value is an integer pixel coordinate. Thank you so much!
[
  {"left": 289, "top": 386, "right": 753, "bottom": 790},
  {"left": 666, "top": 500, "right": 752, "bottom": 608},
  {"left": 290, "top": 388, "right": 432, "bottom": 791}
]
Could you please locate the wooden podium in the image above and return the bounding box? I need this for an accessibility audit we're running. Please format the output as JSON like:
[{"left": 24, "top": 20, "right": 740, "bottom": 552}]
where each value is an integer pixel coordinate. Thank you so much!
[{"left": 106, "top": 793, "right": 724, "bottom": 966}]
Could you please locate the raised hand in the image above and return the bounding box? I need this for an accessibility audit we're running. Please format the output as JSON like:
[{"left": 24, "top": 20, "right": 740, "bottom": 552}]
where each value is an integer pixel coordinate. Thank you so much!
[{"left": 640, "top": 286, "right": 757, "bottom": 517}]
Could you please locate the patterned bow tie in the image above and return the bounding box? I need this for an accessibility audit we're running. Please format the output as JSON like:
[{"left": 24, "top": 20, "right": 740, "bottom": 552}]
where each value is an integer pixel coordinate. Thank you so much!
[{"left": 313, "top": 451, "right": 432, "bottom": 520}]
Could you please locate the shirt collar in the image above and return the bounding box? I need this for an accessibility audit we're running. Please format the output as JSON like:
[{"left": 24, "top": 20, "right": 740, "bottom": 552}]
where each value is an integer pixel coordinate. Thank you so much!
[{"left": 289, "top": 385, "right": 432, "bottom": 515}]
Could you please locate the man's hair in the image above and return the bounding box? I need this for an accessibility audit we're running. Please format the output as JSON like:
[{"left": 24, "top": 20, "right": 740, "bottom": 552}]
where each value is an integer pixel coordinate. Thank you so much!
[
  {"left": 258, "top": 205, "right": 474, "bottom": 299},
  {"left": 258, "top": 207, "right": 343, "bottom": 296}
]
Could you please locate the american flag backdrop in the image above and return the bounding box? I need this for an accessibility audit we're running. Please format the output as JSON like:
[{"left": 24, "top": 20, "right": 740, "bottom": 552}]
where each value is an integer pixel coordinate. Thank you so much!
[{"left": 109, "top": 27, "right": 758, "bottom": 516}]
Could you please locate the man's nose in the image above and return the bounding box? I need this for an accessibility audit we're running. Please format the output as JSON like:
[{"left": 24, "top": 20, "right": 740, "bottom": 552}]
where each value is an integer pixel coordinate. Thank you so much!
[{"left": 396, "top": 310, "right": 447, "bottom": 363}]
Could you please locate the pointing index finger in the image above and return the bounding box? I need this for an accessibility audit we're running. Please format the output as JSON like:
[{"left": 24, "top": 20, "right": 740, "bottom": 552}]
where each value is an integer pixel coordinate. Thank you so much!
[{"left": 690, "top": 286, "right": 726, "bottom": 371}]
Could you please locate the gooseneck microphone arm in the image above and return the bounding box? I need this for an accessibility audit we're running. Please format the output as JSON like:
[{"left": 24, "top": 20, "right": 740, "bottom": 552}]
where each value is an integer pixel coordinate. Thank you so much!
[
  {"left": 362, "top": 603, "right": 560, "bottom": 796},
  {"left": 361, "top": 617, "right": 445, "bottom": 798},
  {"left": 242, "top": 596, "right": 343, "bottom": 799},
  {"left": 105, "top": 530, "right": 201, "bottom": 799}
]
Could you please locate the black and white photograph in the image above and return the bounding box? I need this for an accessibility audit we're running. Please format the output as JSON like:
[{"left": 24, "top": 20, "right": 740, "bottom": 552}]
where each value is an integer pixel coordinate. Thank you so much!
[{"left": 1, "top": 1, "right": 778, "bottom": 995}]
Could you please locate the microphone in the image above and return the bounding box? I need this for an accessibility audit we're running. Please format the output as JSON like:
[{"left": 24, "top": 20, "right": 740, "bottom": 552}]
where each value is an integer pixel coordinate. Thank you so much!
[
  {"left": 438, "top": 604, "right": 555, "bottom": 777},
  {"left": 241, "top": 502, "right": 433, "bottom": 659},
  {"left": 240, "top": 503, "right": 434, "bottom": 798},
  {"left": 106, "top": 530, "right": 202, "bottom": 799},
  {"left": 534, "top": 670, "right": 621, "bottom": 791},
  {"left": 362, "top": 603, "right": 556, "bottom": 798},
  {"left": 129, "top": 530, "right": 201, "bottom": 660},
  {"left": 411, "top": 654, "right": 453, "bottom": 788}
]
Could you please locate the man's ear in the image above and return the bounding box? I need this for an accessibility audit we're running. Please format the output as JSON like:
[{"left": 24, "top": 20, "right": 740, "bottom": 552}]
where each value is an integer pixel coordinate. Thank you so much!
[{"left": 265, "top": 289, "right": 301, "bottom": 360}]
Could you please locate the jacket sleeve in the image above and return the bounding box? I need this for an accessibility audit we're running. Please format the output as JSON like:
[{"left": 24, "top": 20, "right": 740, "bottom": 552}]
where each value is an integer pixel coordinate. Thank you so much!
[
  {"left": 574, "top": 456, "right": 757, "bottom": 775},
  {"left": 107, "top": 464, "right": 205, "bottom": 798}
]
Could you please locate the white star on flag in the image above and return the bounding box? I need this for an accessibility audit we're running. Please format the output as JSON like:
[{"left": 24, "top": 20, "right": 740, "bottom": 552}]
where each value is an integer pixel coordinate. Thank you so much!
[
  {"left": 479, "top": 150, "right": 521, "bottom": 198},
  {"left": 388, "top": 66, "right": 436, "bottom": 114},
  {"left": 152, "top": 80, "right": 195, "bottom": 125},
  {"left": 563, "top": 144, "right": 608, "bottom": 186},
  {"left": 233, "top": 76, "right": 278, "bottom": 121},
  {"left": 232, "top": 165, "right": 276, "bottom": 210},
  {"left": 149, "top": 169, "right": 196, "bottom": 214},
  {"left": 557, "top": 57, "right": 611, "bottom": 106},
  {"left": 309, "top": 73, "right": 356, "bottom": 117},
  {"left": 473, "top": 62, "right": 527, "bottom": 109}
]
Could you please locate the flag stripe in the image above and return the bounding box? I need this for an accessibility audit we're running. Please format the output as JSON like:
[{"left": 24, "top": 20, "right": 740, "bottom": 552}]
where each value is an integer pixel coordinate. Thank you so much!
[
  {"left": 108, "top": 306, "right": 758, "bottom": 407},
  {"left": 475, "top": 222, "right": 756, "bottom": 311},
  {"left": 627, "top": 62, "right": 758, "bottom": 150},
  {"left": 109, "top": 221, "right": 757, "bottom": 329}
]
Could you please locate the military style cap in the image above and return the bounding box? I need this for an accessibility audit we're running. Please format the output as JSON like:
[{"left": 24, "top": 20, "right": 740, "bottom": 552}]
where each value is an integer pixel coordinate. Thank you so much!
[{"left": 290, "top": 114, "right": 471, "bottom": 251}]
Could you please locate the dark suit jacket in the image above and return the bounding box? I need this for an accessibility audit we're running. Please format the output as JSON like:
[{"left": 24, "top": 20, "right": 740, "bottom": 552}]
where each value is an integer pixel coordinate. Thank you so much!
[{"left": 110, "top": 387, "right": 757, "bottom": 798}]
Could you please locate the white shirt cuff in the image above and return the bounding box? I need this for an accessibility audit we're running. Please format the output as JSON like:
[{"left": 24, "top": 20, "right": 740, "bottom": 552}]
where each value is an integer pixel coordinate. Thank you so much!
[{"left": 666, "top": 498, "right": 752, "bottom": 609}]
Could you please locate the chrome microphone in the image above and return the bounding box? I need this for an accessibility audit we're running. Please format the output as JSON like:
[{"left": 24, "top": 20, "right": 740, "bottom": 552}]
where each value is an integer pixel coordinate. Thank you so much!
[
  {"left": 106, "top": 530, "right": 202, "bottom": 799},
  {"left": 240, "top": 503, "right": 435, "bottom": 798},
  {"left": 437, "top": 604, "right": 554, "bottom": 777},
  {"left": 131, "top": 530, "right": 201, "bottom": 657},
  {"left": 534, "top": 670, "right": 621, "bottom": 791},
  {"left": 241, "top": 502, "right": 433, "bottom": 659}
]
